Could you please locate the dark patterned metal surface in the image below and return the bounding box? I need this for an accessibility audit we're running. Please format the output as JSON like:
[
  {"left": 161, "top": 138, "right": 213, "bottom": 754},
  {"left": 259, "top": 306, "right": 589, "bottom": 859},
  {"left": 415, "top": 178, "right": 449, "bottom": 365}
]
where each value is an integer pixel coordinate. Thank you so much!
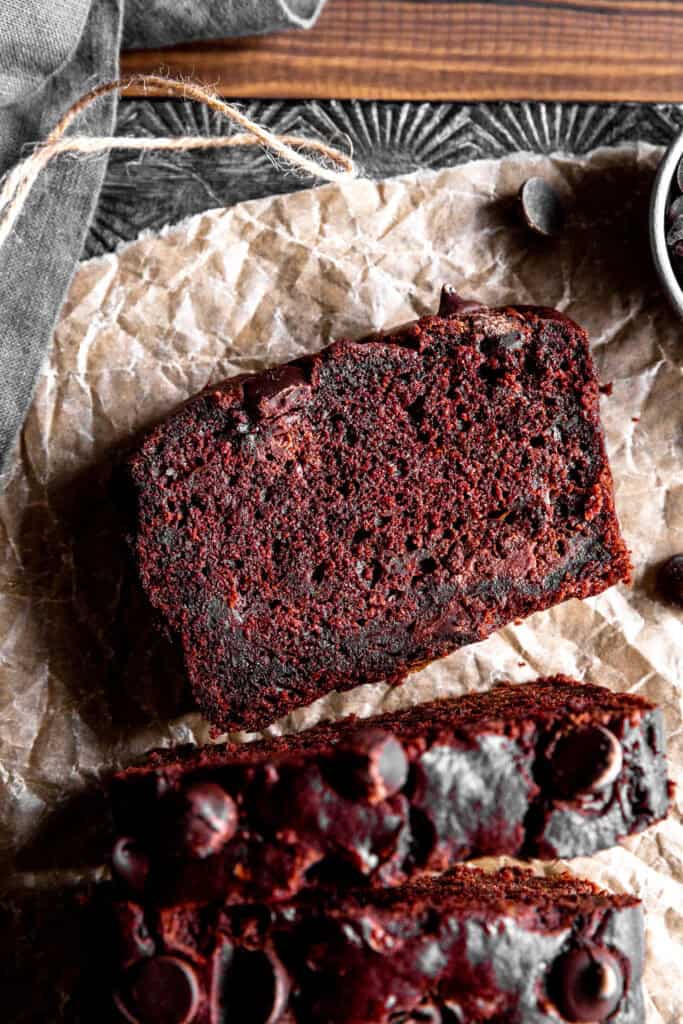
[{"left": 86, "top": 99, "right": 683, "bottom": 259}]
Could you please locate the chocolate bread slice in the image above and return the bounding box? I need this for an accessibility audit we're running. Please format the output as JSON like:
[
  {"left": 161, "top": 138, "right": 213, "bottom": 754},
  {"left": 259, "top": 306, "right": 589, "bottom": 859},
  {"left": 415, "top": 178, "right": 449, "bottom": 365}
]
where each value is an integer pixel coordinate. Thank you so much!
[
  {"left": 109, "top": 865, "right": 645, "bottom": 1023},
  {"left": 126, "top": 291, "right": 631, "bottom": 731},
  {"left": 109, "top": 678, "right": 670, "bottom": 907}
]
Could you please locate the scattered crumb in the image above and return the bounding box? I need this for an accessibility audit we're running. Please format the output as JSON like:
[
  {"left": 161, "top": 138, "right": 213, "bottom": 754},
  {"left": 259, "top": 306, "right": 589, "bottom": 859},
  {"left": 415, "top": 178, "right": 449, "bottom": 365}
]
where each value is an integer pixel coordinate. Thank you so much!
[
  {"left": 632, "top": 417, "right": 640, "bottom": 423},
  {"left": 599, "top": 382, "right": 613, "bottom": 396}
]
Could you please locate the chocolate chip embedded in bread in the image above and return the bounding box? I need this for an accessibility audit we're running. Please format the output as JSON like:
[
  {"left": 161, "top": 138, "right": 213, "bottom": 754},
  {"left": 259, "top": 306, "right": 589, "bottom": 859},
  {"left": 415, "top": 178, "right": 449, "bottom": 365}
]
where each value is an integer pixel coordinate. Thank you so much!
[
  {"left": 410, "top": 1003, "right": 443, "bottom": 1023},
  {"left": 114, "top": 955, "right": 200, "bottom": 1024},
  {"left": 177, "top": 782, "right": 238, "bottom": 859},
  {"left": 548, "top": 725, "right": 622, "bottom": 798},
  {"left": 330, "top": 729, "right": 409, "bottom": 803},
  {"left": 221, "top": 947, "right": 290, "bottom": 1024},
  {"left": 389, "top": 1003, "right": 443, "bottom": 1023},
  {"left": 243, "top": 364, "right": 312, "bottom": 419},
  {"left": 112, "top": 837, "right": 150, "bottom": 893},
  {"left": 548, "top": 946, "right": 623, "bottom": 1022},
  {"left": 112, "top": 903, "right": 156, "bottom": 968}
]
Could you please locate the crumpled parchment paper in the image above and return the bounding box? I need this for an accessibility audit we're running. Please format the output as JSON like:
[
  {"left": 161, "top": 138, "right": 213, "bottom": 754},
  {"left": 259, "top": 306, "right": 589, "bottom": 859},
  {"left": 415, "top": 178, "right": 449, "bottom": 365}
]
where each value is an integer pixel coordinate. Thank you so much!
[{"left": 0, "top": 144, "right": 681, "bottom": 1022}]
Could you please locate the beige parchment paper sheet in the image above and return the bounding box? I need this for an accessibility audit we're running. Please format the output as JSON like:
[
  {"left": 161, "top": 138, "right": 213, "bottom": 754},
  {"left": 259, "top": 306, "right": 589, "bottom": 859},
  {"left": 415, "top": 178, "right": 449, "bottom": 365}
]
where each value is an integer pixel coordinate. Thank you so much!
[{"left": 0, "top": 144, "right": 681, "bottom": 1021}]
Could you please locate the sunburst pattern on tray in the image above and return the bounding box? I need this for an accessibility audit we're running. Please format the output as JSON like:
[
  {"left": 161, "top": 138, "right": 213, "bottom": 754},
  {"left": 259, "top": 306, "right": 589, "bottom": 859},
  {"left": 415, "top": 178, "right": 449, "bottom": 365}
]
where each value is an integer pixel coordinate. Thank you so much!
[{"left": 86, "top": 98, "right": 683, "bottom": 259}]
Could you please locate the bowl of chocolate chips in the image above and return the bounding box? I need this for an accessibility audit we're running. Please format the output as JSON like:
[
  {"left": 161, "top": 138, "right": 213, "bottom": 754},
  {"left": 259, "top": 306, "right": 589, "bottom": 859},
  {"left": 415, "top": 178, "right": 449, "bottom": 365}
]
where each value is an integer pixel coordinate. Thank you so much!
[{"left": 650, "top": 130, "right": 683, "bottom": 317}]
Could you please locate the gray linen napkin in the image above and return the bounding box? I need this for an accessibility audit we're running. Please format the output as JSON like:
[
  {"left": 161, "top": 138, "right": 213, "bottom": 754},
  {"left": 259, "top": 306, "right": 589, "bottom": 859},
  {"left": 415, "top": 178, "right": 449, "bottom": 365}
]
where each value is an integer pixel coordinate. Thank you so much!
[
  {"left": 0, "top": 0, "right": 327, "bottom": 483},
  {"left": 123, "top": 0, "right": 327, "bottom": 49}
]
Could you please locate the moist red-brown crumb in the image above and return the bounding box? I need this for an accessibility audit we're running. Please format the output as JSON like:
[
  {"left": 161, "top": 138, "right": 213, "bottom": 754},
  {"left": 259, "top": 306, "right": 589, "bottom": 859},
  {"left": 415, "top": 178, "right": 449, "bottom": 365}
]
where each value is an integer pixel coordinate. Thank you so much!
[
  {"left": 125, "top": 293, "right": 631, "bottom": 732},
  {"left": 109, "top": 677, "right": 670, "bottom": 909},
  {"left": 108, "top": 865, "right": 645, "bottom": 1023}
]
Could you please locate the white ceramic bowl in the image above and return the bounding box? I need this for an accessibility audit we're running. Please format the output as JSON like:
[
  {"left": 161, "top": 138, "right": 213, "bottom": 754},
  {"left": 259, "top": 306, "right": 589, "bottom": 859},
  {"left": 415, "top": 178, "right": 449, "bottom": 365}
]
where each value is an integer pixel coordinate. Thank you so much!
[{"left": 650, "top": 130, "right": 683, "bottom": 319}]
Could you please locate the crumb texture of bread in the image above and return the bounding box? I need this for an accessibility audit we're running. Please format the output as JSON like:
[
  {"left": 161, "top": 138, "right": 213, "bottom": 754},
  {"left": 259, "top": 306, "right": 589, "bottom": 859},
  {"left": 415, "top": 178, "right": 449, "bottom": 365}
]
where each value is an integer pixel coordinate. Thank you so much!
[
  {"left": 109, "top": 678, "right": 669, "bottom": 907},
  {"left": 109, "top": 866, "right": 645, "bottom": 1023},
  {"left": 126, "top": 303, "right": 631, "bottom": 731}
]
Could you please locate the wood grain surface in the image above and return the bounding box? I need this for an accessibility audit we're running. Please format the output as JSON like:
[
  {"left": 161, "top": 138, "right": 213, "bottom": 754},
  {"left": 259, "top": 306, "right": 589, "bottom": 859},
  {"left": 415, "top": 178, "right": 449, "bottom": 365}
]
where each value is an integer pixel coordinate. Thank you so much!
[{"left": 120, "top": 0, "right": 683, "bottom": 102}]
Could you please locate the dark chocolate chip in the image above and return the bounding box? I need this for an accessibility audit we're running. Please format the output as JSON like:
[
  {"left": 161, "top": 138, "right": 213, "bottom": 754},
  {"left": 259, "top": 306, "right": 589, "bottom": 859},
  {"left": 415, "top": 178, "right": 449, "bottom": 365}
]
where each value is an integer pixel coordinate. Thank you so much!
[
  {"left": 549, "top": 947, "right": 623, "bottom": 1022},
  {"left": 437, "top": 285, "right": 482, "bottom": 317},
  {"left": 667, "top": 195, "right": 683, "bottom": 224},
  {"left": 519, "top": 177, "right": 564, "bottom": 237},
  {"left": 331, "top": 729, "right": 409, "bottom": 803},
  {"left": 411, "top": 1004, "right": 442, "bottom": 1023},
  {"left": 111, "top": 838, "right": 150, "bottom": 893},
  {"left": 244, "top": 364, "right": 312, "bottom": 419},
  {"left": 221, "top": 947, "right": 290, "bottom": 1024},
  {"left": 548, "top": 725, "right": 622, "bottom": 798},
  {"left": 113, "top": 903, "right": 156, "bottom": 967},
  {"left": 178, "top": 782, "right": 238, "bottom": 859},
  {"left": 390, "top": 1004, "right": 442, "bottom": 1023},
  {"left": 666, "top": 215, "right": 683, "bottom": 248},
  {"left": 658, "top": 554, "right": 683, "bottom": 606},
  {"left": 114, "top": 955, "right": 200, "bottom": 1024}
]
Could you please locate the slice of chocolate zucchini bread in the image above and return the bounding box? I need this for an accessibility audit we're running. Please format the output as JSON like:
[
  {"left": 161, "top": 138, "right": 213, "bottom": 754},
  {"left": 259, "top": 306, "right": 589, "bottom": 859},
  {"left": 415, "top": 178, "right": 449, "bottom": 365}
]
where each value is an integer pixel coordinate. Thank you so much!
[
  {"left": 109, "top": 678, "right": 670, "bottom": 907},
  {"left": 125, "top": 289, "right": 631, "bottom": 731},
  {"left": 108, "top": 865, "right": 645, "bottom": 1023}
]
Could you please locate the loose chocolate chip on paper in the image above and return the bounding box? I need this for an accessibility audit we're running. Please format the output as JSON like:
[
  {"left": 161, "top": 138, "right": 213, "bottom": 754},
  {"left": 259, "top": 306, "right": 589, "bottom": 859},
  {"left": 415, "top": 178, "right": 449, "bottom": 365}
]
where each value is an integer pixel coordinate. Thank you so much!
[
  {"left": 519, "top": 177, "right": 564, "bottom": 237},
  {"left": 548, "top": 947, "right": 623, "bottom": 1022},
  {"left": 548, "top": 725, "right": 622, "bottom": 798},
  {"left": 658, "top": 553, "right": 683, "bottom": 606},
  {"left": 178, "top": 781, "right": 238, "bottom": 859},
  {"left": 114, "top": 955, "right": 200, "bottom": 1024}
]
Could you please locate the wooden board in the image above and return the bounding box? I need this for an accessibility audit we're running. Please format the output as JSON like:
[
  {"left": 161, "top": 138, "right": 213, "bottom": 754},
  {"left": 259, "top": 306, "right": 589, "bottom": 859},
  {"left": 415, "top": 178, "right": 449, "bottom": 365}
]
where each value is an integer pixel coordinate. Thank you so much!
[{"left": 120, "top": 0, "right": 683, "bottom": 103}]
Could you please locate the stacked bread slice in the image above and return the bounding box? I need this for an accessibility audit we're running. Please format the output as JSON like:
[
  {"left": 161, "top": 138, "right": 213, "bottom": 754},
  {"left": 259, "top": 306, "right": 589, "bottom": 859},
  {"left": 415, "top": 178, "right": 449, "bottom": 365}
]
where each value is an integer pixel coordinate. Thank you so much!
[{"left": 107, "top": 296, "right": 672, "bottom": 1023}]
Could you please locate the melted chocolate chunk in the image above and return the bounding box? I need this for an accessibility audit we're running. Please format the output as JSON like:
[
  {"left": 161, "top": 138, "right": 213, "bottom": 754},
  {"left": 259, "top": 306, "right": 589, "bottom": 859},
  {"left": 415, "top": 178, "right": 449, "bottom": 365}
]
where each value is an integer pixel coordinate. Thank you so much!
[
  {"left": 220, "top": 947, "right": 290, "bottom": 1024},
  {"left": 549, "top": 947, "right": 624, "bottom": 1022},
  {"left": 114, "top": 956, "right": 200, "bottom": 1024},
  {"left": 330, "top": 729, "right": 409, "bottom": 803},
  {"left": 244, "top": 364, "right": 312, "bottom": 419},
  {"left": 176, "top": 782, "right": 237, "bottom": 859},
  {"left": 112, "top": 838, "right": 150, "bottom": 894},
  {"left": 548, "top": 725, "right": 622, "bottom": 798},
  {"left": 437, "top": 285, "right": 482, "bottom": 317},
  {"left": 658, "top": 553, "right": 683, "bottom": 606}
]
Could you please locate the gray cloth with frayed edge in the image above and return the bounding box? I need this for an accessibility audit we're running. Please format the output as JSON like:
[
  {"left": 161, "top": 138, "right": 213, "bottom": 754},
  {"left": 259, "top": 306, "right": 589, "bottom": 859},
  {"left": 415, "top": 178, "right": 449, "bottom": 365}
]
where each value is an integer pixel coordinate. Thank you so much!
[
  {"left": 123, "top": 0, "right": 327, "bottom": 49},
  {"left": 0, "top": 0, "right": 327, "bottom": 484}
]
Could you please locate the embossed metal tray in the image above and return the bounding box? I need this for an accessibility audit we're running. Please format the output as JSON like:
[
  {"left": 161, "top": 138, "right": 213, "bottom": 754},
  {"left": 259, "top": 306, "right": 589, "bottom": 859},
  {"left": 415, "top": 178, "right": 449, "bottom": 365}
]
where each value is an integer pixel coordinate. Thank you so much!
[{"left": 87, "top": 99, "right": 683, "bottom": 259}]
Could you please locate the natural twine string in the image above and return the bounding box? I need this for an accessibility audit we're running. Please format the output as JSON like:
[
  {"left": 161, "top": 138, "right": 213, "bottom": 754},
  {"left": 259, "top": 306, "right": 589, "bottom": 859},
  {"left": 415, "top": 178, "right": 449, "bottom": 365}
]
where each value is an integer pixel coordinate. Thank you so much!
[{"left": 0, "top": 75, "right": 356, "bottom": 250}]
